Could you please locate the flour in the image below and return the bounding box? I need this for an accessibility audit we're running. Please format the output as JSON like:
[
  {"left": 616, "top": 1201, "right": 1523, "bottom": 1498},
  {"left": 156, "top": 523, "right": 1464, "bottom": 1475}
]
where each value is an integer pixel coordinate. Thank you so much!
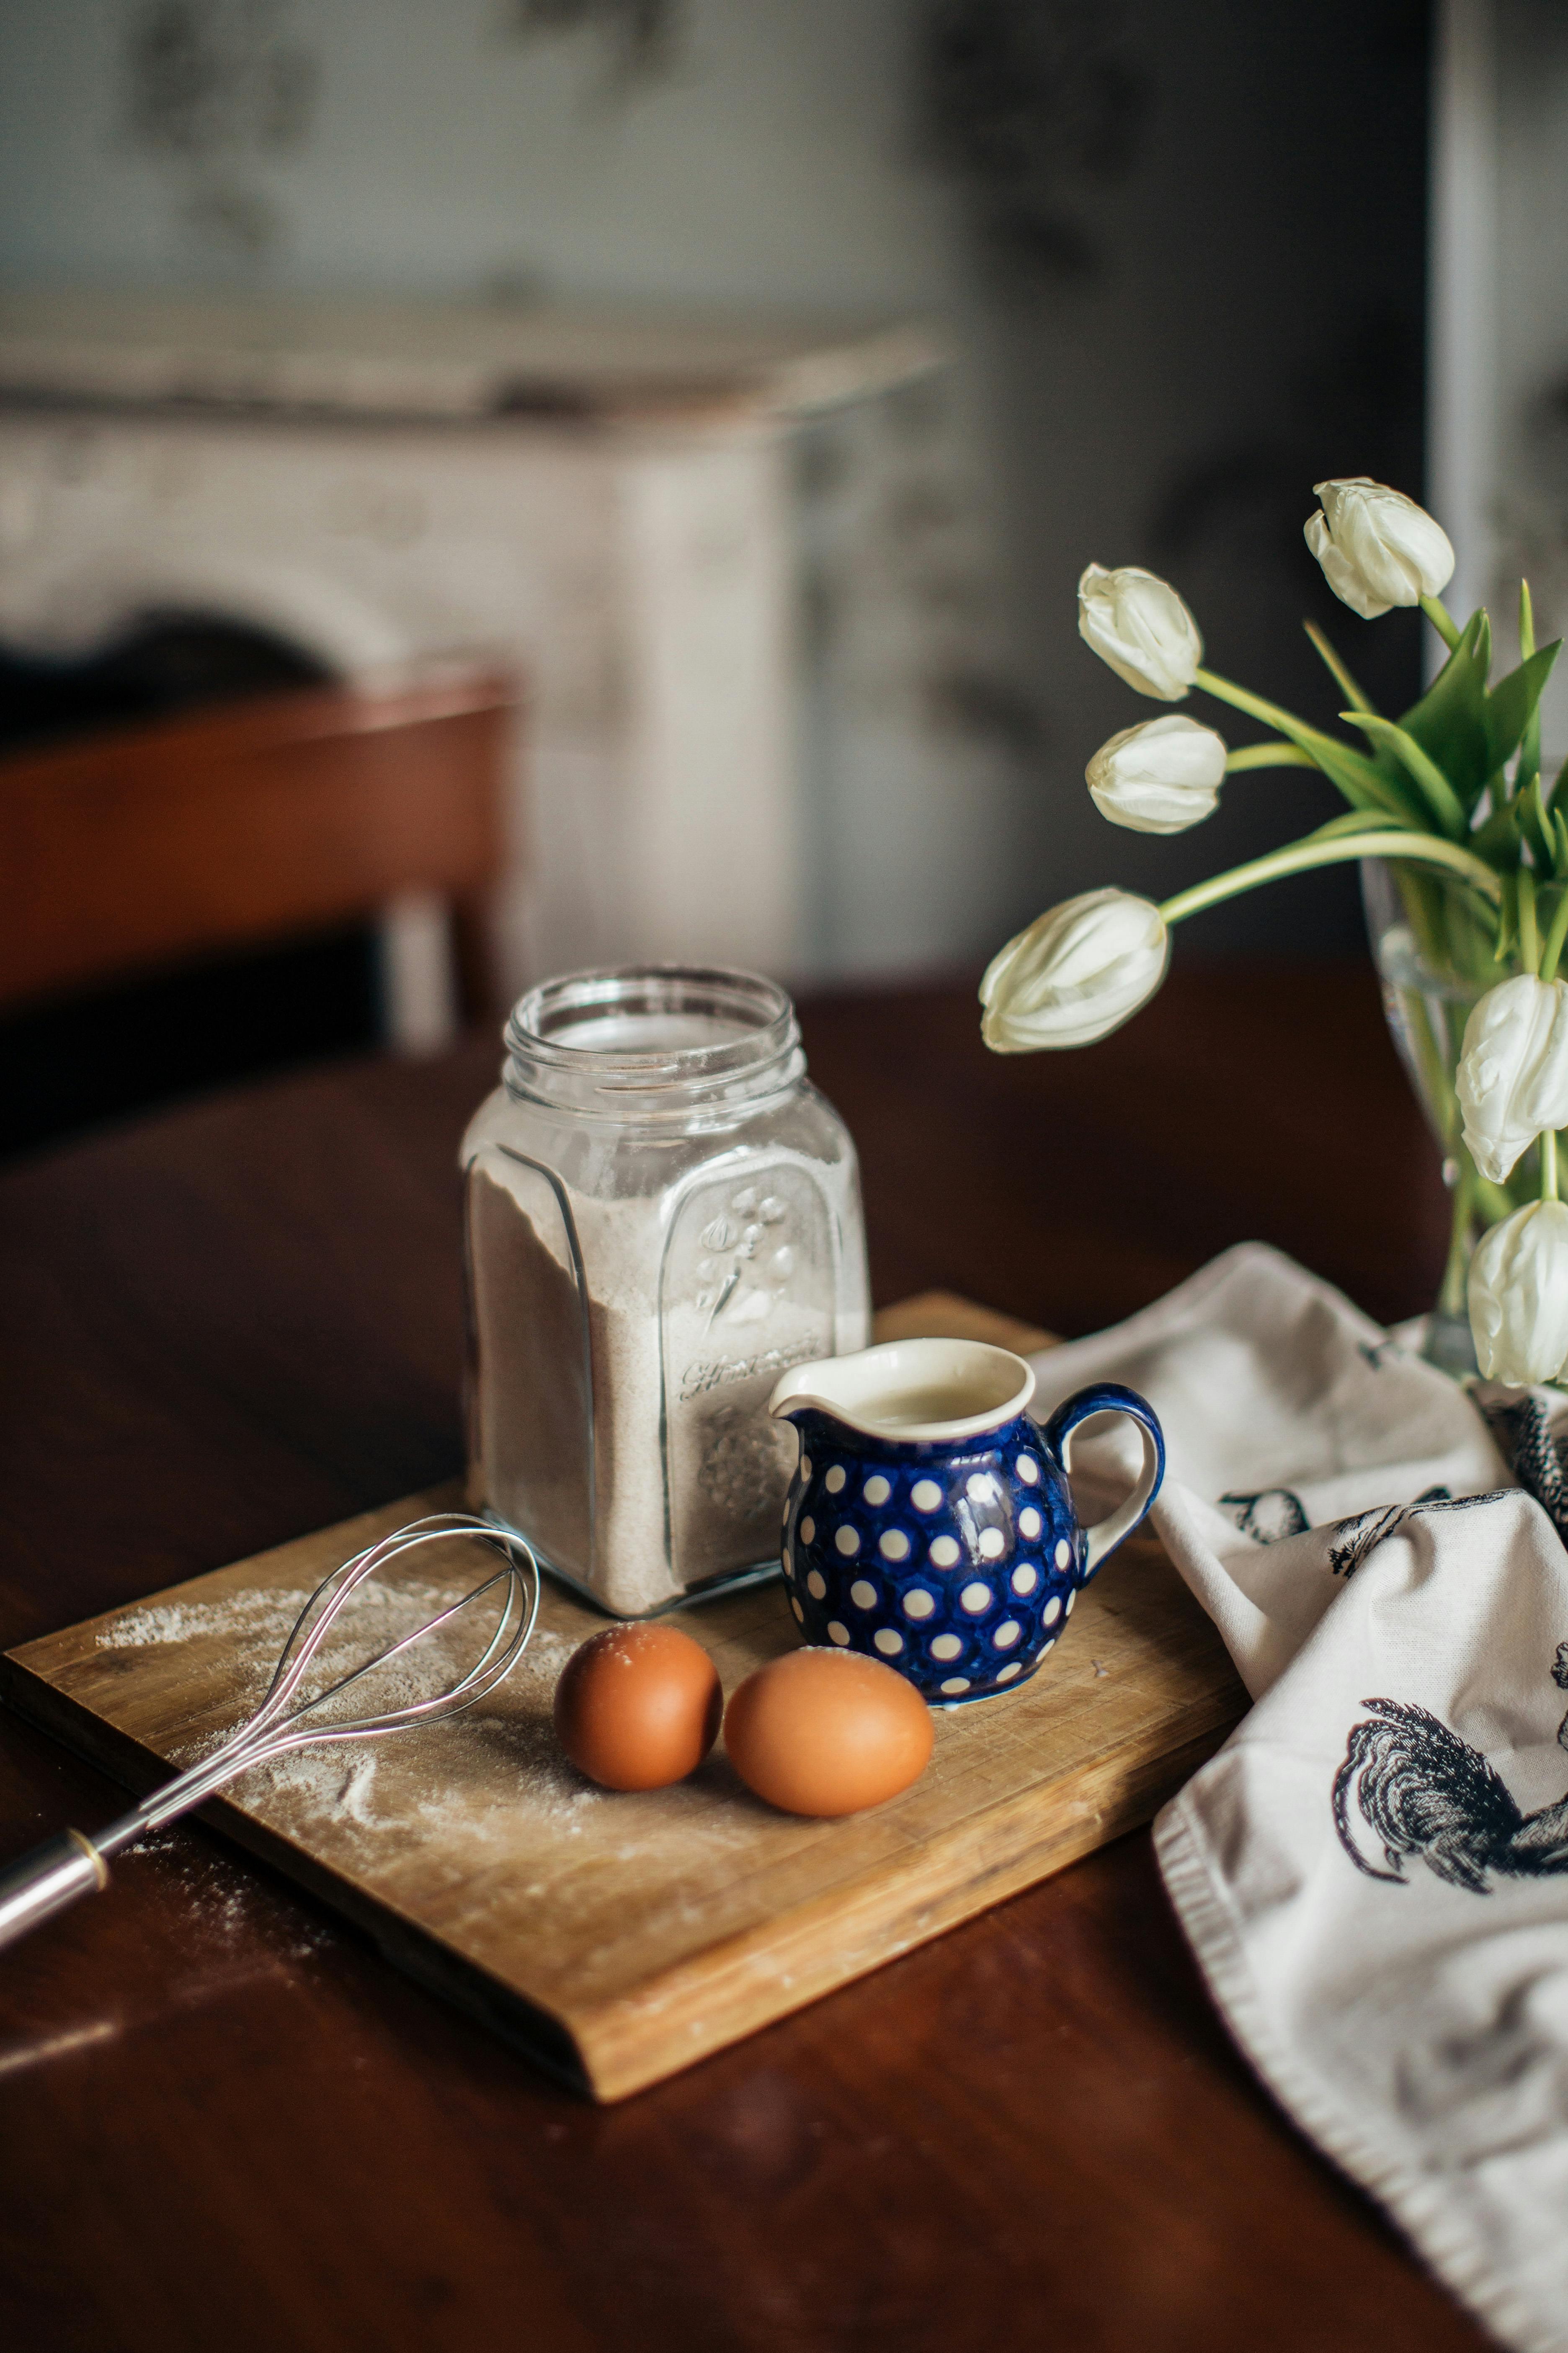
[
  {"left": 466, "top": 1147, "right": 855, "bottom": 1616},
  {"left": 97, "top": 1587, "right": 309, "bottom": 1654},
  {"left": 88, "top": 1556, "right": 762, "bottom": 1958}
]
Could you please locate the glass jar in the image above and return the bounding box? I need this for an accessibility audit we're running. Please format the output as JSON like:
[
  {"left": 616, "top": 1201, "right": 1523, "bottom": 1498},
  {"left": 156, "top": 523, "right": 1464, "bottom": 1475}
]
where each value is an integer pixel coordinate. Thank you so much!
[{"left": 461, "top": 965, "right": 870, "bottom": 1617}]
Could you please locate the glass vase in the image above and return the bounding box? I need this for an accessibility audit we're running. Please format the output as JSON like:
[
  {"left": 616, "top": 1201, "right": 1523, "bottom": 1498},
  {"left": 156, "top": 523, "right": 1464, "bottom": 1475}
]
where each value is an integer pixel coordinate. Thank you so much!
[{"left": 1362, "top": 860, "right": 1536, "bottom": 1375}]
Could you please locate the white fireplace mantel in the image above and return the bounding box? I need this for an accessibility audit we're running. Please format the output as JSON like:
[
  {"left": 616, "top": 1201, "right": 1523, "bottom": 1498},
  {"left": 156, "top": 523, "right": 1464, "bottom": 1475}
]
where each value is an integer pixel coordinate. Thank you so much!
[{"left": 0, "top": 288, "right": 946, "bottom": 1024}]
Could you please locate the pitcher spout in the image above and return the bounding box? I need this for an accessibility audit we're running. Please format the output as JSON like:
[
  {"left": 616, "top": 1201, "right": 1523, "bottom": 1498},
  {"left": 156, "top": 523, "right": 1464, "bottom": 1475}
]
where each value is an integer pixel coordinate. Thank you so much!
[
  {"left": 766, "top": 1358, "right": 843, "bottom": 1424},
  {"left": 768, "top": 1338, "right": 1034, "bottom": 1444}
]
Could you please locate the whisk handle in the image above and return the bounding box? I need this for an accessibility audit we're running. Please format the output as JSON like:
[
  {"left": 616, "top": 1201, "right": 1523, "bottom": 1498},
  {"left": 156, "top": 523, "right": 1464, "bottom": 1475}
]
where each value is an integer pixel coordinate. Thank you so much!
[{"left": 0, "top": 1830, "right": 109, "bottom": 1955}]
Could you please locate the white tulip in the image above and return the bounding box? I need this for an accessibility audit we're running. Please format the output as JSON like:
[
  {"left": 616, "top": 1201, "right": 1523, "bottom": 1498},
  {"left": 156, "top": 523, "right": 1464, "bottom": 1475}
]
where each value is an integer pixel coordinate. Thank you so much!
[
  {"left": 1457, "top": 975, "right": 1568, "bottom": 1183},
  {"left": 1468, "top": 1199, "right": 1568, "bottom": 1384},
  {"left": 1077, "top": 564, "right": 1204, "bottom": 701},
  {"left": 980, "top": 889, "right": 1168, "bottom": 1052},
  {"left": 1086, "top": 714, "right": 1228, "bottom": 834},
  {"left": 1303, "top": 478, "right": 1456, "bottom": 620}
]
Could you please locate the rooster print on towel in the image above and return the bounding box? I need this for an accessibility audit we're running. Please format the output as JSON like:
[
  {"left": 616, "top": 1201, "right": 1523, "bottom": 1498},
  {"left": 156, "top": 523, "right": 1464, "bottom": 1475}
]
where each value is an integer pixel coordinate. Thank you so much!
[{"left": 1333, "top": 1645, "right": 1568, "bottom": 1893}]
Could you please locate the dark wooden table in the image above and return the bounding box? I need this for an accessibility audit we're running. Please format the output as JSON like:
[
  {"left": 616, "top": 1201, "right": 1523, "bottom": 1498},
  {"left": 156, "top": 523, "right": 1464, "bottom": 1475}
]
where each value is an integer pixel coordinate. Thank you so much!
[{"left": 0, "top": 963, "right": 1488, "bottom": 2352}]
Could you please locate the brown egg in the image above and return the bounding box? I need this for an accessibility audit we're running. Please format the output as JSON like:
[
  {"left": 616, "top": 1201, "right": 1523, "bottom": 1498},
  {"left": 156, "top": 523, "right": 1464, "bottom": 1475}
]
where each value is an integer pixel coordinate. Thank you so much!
[
  {"left": 724, "top": 1646, "right": 934, "bottom": 1817},
  {"left": 553, "top": 1622, "right": 722, "bottom": 1791}
]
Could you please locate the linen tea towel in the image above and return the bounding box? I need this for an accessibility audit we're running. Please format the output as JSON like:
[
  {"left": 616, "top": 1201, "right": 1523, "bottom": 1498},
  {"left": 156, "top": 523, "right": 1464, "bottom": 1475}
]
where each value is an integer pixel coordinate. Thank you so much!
[{"left": 1029, "top": 1245, "right": 1568, "bottom": 2353}]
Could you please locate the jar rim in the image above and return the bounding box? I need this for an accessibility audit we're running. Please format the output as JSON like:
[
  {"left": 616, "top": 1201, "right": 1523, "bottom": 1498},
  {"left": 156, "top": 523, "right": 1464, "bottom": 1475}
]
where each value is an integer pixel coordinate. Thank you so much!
[{"left": 503, "top": 963, "right": 803, "bottom": 1113}]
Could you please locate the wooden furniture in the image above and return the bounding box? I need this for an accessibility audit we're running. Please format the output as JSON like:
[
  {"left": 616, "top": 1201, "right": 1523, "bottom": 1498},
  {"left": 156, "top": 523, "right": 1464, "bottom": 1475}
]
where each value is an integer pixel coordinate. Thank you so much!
[
  {"left": 0, "top": 665, "right": 516, "bottom": 1022},
  {"left": 0, "top": 965, "right": 1488, "bottom": 2351},
  {"left": 4, "top": 1292, "right": 1248, "bottom": 2104}
]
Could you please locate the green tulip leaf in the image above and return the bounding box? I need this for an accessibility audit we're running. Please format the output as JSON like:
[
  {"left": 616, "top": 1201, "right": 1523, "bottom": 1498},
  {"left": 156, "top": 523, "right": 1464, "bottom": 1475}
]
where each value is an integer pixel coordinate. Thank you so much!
[
  {"left": 1308, "top": 744, "right": 1420, "bottom": 821},
  {"left": 1469, "top": 800, "right": 1524, "bottom": 867},
  {"left": 1341, "top": 712, "right": 1469, "bottom": 838},
  {"left": 1396, "top": 610, "right": 1493, "bottom": 812},
  {"left": 1467, "top": 800, "right": 1523, "bottom": 866},
  {"left": 1194, "top": 666, "right": 1427, "bottom": 821},
  {"left": 1494, "top": 871, "right": 1517, "bottom": 961},
  {"left": 1485, "top": 641, "right": 1560, "bottom": 776},
  {"left": 1521, "top": 774, "right": 1559, "bottom": 872}
]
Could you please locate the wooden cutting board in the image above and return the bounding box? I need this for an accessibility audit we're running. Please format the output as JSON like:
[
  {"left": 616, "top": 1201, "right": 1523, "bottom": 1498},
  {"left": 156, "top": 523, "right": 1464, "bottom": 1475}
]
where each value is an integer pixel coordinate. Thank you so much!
[{"left": 0, "top": 1293, "right": 1247, "bottom": 2102}]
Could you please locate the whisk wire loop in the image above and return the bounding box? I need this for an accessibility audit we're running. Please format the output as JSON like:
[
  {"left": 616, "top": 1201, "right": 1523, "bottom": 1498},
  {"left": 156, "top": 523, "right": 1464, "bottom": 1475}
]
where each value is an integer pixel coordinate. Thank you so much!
[
  {"left": 0, "top": 1515, "right": 546, "bottom": 1957},
  {"left": 88, "top": 1515, "right": 538, "bottom": 1858}
]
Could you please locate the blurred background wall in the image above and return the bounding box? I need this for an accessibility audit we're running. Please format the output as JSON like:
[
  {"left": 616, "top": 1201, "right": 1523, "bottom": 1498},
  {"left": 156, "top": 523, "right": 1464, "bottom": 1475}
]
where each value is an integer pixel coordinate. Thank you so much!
[{"left": 0, "top": 0, "right": 1434, "bottom": 998}]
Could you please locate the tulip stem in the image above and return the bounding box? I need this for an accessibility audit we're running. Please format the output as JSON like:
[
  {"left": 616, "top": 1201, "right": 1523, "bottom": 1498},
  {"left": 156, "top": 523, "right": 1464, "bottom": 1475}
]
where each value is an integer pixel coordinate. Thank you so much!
[
  {"left": 1191, "top": 666, "right": 1410, "bottom": 820},
  {"left": 1439, "top": 1153, "right": 1478, "bottom": 1320},
  {"left": 1543, "top": 1130, "right": 1559, "bottom": 1205},
  {"left": 1421, "top": 594, "right": 1462, "bottom": 651},
  {"left": 1541, "top": 888, "right": 1568, "bottom": 984},
  {"left": 1192, "top": 667, "right": 1359, "bottom": 759},
  {"left": 1191, "top": 667, "right": 1311, "bottom": 736},
  {"left": 1158, "top": 830, "right": 1504, "bottom": 928},
  {"left": 1521, "top": 868, "right": 1541, "bottom": 969},
  {"left": 1303, "top": 622, "right": 1378, "bottom": 714},
  {"left": 1223, "top": 744, "right": 1317, "bottom": 772}
]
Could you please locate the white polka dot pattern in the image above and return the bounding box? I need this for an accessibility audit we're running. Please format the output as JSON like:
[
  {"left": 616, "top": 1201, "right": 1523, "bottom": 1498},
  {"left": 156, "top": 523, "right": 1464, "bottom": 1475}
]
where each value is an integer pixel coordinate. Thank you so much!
[{"left": 785, "top": 1412, "right": 1099, "bottom": 1702}]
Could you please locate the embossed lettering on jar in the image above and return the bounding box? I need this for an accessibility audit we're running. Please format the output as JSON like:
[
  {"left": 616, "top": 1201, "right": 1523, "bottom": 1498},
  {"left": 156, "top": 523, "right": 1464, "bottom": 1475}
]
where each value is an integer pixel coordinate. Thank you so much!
[{"left": 462, "top": 967, "right": 869, "bottom": 1617}]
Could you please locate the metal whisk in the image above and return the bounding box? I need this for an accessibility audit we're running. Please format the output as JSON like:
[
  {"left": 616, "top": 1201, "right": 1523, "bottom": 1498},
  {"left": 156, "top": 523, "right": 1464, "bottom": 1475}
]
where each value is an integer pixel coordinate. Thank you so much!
[{"left": 0, "top": 1512, "right": 540, "bottom": 1956}]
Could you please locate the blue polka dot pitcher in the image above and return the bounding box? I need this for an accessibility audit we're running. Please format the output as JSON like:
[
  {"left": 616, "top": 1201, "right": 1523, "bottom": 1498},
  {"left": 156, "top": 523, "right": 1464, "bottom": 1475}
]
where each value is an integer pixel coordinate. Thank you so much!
[{"left": 767, "top": 1338, "right": 1164, "bottom": 1706}]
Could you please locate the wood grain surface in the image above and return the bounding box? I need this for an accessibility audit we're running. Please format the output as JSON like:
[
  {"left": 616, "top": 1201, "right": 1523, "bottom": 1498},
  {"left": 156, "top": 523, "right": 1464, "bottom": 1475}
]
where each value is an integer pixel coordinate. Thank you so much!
[
  {"left": 3, "top": 1296, "right": 1246, "bottom": 2102},
  {"left": 0, "top": 966, "right": 1488, "bottom": 2352}
]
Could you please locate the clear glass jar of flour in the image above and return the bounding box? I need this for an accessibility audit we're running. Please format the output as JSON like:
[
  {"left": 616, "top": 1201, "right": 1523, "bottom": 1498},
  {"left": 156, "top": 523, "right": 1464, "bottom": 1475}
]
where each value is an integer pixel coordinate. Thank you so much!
[{"left": 461, "top": 966, "right": 869, "bottom": 1617}]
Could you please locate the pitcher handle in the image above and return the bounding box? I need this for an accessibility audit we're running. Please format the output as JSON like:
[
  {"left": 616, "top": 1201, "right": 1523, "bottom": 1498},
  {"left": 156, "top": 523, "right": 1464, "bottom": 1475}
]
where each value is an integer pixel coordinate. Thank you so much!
[{"left": 1039, "top": 1382, "right": 1165, "bottom": 1576}]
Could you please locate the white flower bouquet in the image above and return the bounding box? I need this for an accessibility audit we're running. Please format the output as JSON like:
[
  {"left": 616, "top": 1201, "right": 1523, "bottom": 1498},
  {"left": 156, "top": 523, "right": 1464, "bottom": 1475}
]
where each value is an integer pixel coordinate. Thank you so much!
[{"left": 984, "top": 477, "right": 1568, "bottom": 1384}]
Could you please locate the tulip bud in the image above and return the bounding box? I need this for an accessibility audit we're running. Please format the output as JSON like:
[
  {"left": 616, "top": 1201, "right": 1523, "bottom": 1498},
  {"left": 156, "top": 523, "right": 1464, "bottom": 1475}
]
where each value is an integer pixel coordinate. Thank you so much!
[
  {"left": 980, "top": 889, "right": 1168, "bottom": 1052},
  {"left": 1455, "top": 974, "right": 1568, "bottom": 1183},
  {"left": 1303, "top": 479, "right": 1456, "bottom": 620},
  {"left": 1086, "top": 714, "right": 1228, "bottom": 834},
  {"left": 1468, "top": 1199, "right": 1568, "bottom": 1384},
  {"left": 1077, "top": 564, "right": 1204, "bottom": 701}
]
